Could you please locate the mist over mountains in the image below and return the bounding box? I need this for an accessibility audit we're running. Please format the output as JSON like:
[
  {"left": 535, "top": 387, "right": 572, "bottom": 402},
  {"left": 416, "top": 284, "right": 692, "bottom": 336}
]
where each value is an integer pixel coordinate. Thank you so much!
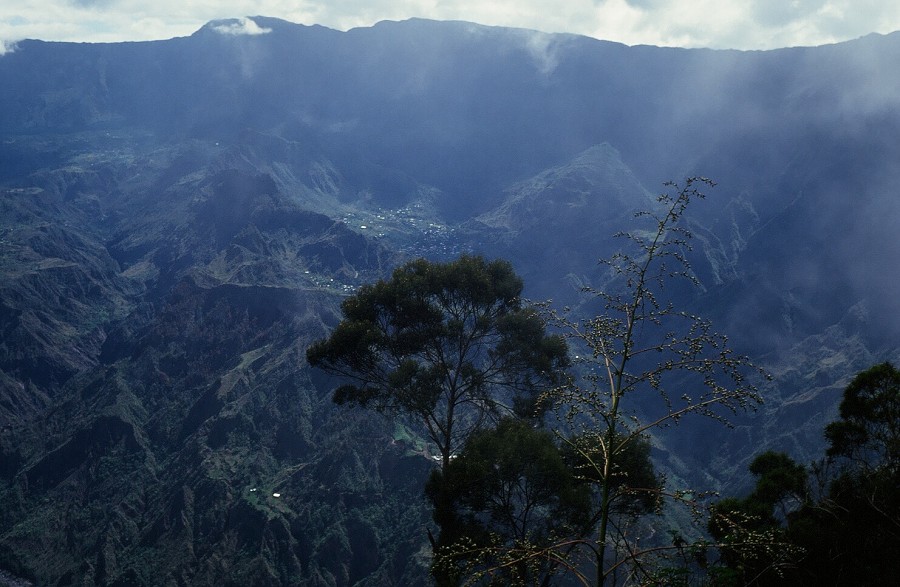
[{"left": 1, "top": 16, "right": 898, "bottom": 585}]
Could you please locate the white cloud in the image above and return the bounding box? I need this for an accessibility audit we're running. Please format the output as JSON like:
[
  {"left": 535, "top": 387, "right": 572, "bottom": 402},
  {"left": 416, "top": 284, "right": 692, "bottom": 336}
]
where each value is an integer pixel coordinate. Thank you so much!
[
  {"left": 1, "top": 0, "right": 899, "bottom": 49},
  {"left": 518, "top": 30, "right": 563, "bottom": 75},
  {"left": 211, "top": 16, "right": 272, "bottom": 36}
]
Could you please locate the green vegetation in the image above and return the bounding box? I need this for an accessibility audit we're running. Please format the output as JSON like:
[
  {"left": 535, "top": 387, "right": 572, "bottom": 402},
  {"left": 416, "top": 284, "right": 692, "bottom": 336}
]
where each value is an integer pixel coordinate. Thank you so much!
[
  {"left": 313, "top": 182, "right": 786, "bottom": 586},
  {"left": 710, "top": 362, "right": 900, "bottom": 585},
  {"left": 519, "top": 178, "right": 764, "bottom": 586},
  {"left": 427, "top": 418, "right": 592, "bottom": 585},
  {"left": 3, "top": 22, "right": 900, "bottom": 585},
  {"left": 307, "top": 255, "right": 577, "bottom": 583},
  {"left": 400, "top": 193, "right": 898, "bottom": 586},
  {"left": 307, "top": 254, "right": 569, "bottom": 470}
]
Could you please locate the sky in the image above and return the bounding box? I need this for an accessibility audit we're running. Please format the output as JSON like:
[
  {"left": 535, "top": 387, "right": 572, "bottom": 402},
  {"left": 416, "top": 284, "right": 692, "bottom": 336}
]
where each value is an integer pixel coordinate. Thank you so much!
[{"left": 2, "top": 0, "right": 900, "bottom": 54}]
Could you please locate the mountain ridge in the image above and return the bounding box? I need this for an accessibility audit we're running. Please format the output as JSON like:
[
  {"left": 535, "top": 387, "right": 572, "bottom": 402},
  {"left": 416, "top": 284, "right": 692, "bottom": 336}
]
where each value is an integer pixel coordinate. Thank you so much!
[{"left": 1, "top": 16, "right": 898, "bottom": 585}]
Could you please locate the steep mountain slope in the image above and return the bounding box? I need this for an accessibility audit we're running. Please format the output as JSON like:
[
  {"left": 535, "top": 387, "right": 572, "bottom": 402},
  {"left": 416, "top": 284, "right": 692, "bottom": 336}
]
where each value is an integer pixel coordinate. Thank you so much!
[
  {"left": 0, "top": 17, "right": 898, "bottom": 585},
  {"left": 0, "top": 132, "right": 436, "bottom": 585}
]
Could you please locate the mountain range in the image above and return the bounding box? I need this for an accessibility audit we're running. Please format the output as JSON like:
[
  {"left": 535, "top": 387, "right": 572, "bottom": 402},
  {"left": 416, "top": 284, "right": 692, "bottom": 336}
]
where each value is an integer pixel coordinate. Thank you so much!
[{"left": 0, "top": 16, "right": 898, "bottom": 585}]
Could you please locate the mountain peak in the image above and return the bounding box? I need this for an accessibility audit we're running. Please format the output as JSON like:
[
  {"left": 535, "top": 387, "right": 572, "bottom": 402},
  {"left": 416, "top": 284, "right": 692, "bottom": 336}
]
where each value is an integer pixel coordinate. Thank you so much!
[{"left": 196, "top": 16, "right": 335, "bottom": 38}]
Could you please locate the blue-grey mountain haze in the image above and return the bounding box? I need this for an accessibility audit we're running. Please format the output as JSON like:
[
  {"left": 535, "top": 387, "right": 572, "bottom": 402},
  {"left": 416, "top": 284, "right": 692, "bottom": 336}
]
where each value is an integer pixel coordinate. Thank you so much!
[{"left": 0, "top": 17, "right": 898, "bottom": 585}]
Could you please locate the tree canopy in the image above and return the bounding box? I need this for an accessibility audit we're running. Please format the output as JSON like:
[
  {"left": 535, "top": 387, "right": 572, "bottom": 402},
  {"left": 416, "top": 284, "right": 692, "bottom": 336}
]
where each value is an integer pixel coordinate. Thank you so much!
[
  {"left": 427, "top": 418, "right": 592, "bottom": 585},
  {"left": 825, "top": 361, "right": 900, "bottom": 474},
  {"left": 710, "top": 362, "right": 900, "bottom": 585},
  {"left": 306, "top": 254, "right": 569, "bottom": 469},
  {"left": 428, "top": 179, "right": 765, "bottom": 586}
]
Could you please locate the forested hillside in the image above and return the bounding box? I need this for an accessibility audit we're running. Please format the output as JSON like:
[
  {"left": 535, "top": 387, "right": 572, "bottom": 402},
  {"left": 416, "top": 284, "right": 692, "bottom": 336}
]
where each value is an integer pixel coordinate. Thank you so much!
[{"left": 0, "top": 17, "right": 897, "bottom": 585}]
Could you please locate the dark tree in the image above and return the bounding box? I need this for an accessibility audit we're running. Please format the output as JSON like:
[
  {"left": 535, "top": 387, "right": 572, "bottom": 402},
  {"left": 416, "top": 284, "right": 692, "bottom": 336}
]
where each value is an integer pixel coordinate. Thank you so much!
[
  {"left": 306, "top": 255, "right": 569, "bottom": 469},
  {"left": 745, "top": 451, "right": 808, "bottom": 518},
  {"left": 563, "top": 431, "right": 661, "bottom": 519},
  {"left": 825, "top": 361, "right": 900, "bottom": 474},
  {"left": 710, "top": 363, "right": 900, "bottom": 586},
  {"left": 427, "top": 418, "right": 592, "bottom": 586},
  {"left": 708, "top": 451, "right": 807, "bottom": 584},
  {"left": 791, "top": 362, "right": 900, "bottom": 584}
]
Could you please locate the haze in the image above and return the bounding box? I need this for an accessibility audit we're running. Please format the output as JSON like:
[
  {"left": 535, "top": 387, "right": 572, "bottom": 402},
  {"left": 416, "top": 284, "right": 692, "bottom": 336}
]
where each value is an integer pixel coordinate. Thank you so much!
[{"left": 3, "top": 0, "right": 900, "bottom": 50}]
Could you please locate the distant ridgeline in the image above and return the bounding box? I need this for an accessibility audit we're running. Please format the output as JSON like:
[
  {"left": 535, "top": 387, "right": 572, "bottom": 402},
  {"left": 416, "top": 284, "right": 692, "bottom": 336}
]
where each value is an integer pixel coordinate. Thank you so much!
[{"left": 0, "top": 16, "right": 898, "bottom": 585}]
